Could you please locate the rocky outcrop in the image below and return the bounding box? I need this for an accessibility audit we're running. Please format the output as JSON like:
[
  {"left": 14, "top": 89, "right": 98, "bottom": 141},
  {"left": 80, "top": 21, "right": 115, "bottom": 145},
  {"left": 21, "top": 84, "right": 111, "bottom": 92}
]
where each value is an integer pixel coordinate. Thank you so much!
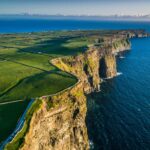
[
  {"left": 117, "top": 30, "right": 149, "bottom": 38},
  {"left": 21, "top": 82, "right": 89, "bottom": 150},
  {"left": 18, "top": 37, "right": 131, "bottom": 150},
  {"left": 51, "top": 38, "right": 129, "bottom": 93}
]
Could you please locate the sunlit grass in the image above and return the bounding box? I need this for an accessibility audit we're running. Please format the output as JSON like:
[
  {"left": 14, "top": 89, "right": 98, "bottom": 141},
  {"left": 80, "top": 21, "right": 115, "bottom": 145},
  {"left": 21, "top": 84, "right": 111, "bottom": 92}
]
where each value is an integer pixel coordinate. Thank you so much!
[{"left": 0, "top": 31, "right": 89, "bottom": 103}]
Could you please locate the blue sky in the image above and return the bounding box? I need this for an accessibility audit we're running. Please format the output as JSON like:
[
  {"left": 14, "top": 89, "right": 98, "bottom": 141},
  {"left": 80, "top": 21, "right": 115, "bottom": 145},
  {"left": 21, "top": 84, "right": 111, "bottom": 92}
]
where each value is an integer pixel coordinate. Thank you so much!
[{"left": 0, "top": 0, "right": 150, "bottom": 16}]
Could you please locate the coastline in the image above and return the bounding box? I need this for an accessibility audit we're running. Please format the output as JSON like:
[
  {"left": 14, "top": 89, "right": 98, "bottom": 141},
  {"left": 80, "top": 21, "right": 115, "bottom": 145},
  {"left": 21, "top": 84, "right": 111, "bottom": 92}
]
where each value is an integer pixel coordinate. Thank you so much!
[{"left": 2, "top": 30, "right": 149, "bottom": 150}]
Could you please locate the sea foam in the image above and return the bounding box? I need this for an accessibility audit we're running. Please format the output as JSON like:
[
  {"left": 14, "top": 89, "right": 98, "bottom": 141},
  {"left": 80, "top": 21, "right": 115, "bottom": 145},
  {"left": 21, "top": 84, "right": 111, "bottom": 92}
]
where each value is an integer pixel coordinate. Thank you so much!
[
  {"left": 89, "top": 140, "right": 94, "bottom": 150},
  {"left": 119, "top": 56, "right": 125, "bottom": 59},
  {"left": 116, "top": 72, "right": 123, "bottom": 76},
  {"left": 103, "top": 72, "right": 123, "bottom": 80}
]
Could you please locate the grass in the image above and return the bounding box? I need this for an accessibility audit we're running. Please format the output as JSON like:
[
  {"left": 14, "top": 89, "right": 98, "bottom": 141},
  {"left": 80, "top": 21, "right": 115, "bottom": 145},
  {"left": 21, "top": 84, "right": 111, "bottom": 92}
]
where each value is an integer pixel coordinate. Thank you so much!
[
  {"left": 4, "top": 99, "right": 43, "bottom": 150},
  {"left": 0, "top": 31, "right": 88, "bottom": 102},
  {"left": 1, "top": 52, "right": 55, "bottom": 71},
  {"left": 0, "top": 61, "right": 41, "bottom": 96},
  {"left": 20, "top": 37, "right": 88, "bottom": 56},
  {"left": 0, "top": 71, "right": 77, "bottom": 102},
  {"left": 0, "top": 100, "right": 29, "bottom": 143}
]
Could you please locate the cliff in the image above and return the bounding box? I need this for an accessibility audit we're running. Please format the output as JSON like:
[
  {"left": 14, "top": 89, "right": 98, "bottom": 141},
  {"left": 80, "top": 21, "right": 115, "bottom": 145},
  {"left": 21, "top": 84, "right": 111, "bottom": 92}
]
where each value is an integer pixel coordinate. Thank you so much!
[
  {"left": 5, "top": 30, "right": 147, "bottom": 150},
  {"left": 11, "top": 38, "right": 129, "bottom": 150},
  {"left": 20, "top": 82, "right": 89, "bottom": 150}
]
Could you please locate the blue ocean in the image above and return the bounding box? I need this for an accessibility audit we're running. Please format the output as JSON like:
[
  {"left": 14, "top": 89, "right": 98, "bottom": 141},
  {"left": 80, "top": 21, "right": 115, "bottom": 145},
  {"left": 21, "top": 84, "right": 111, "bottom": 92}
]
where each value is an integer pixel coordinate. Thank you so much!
[
  {"left": 0, "top": 18, "right": 150, "bottom": 33},
  {"left": 86, "top": 37, "right": 150, "bottom": 150},
  {"left": 0, "top": 18, "right": 150, "bottom": 150}
]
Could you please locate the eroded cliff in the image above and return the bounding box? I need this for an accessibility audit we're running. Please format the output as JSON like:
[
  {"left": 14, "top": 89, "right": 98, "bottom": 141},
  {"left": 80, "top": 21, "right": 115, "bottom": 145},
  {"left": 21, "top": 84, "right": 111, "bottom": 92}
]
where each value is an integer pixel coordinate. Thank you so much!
[
  {"left": 51, "top": 38, "right": 128, "bottom": 93},
  {"left": 16, "top": 37, "right": 131, "bottom": 150},
  {"left": 20, "top": 82, "right": 89, "bottom": 150}
]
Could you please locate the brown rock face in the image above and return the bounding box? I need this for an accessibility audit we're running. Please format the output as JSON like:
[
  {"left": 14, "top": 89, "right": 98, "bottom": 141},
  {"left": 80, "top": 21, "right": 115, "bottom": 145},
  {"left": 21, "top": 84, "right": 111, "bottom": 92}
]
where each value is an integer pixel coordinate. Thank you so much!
[
  {"left": 21, "top": 83, "right": 89, "bottom": 150},
  {"left": 52, "top": 44, "right": 120, "bottom": 93},
  {"left": 99, "top": 54, "right": 117, "bottom": 78},
  {"left": 19, "top": 38, "right": 130, "bottom": 150}
]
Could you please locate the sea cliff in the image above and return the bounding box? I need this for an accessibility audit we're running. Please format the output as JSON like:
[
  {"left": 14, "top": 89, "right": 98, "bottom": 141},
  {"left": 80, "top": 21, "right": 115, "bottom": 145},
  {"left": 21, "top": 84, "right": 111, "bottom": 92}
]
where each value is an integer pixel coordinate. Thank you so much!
[
  {"left": 4, "top": 30, "right": 148, "bottom": 150},
  {"left": 19, "top": 38, "right": 130, "bottom": 150}
]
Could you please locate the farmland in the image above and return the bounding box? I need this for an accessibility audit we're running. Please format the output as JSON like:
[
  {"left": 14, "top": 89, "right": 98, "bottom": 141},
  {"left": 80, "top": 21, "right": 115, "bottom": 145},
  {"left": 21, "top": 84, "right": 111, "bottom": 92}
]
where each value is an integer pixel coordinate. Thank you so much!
[{"left": 0, "top": 31, "right": 89, "bottom": 102}]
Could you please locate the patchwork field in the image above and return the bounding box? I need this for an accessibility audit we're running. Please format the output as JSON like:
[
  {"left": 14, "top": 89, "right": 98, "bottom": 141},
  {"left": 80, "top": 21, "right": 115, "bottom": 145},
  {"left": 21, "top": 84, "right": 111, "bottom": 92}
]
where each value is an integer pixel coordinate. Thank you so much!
[{"left": 0, "top": 31, "right": 91, "bottom": 103}]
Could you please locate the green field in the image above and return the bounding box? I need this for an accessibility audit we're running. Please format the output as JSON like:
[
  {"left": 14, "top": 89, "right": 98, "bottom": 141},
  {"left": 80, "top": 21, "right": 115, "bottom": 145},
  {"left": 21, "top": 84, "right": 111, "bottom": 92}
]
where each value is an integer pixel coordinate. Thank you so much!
[{"left": 0, "top": 31, "right": 90, "bottom": 102}]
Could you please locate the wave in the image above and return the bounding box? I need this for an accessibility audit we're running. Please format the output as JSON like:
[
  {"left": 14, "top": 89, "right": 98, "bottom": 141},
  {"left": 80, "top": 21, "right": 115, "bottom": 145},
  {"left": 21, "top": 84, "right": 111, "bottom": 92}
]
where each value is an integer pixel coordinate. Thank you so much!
[
  {"left": 119, "top": 56, "right": 125, "bottom": 59},
  {"left": 89, "top": 140, "right": 94, "bottom": 150},
  {"left": 103, "top": 72, "right": 123, "bottom": 80},
  {"left": 103, "top": 72, "right": 122, "bottom": 80},
  {"left": 117, "top": 72, "right": 123, "bottom": 76}
]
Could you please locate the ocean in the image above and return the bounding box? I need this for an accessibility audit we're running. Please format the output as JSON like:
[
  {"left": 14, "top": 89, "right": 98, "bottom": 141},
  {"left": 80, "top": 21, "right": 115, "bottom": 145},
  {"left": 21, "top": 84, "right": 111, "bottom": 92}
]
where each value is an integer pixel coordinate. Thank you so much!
[
  {"left": 0, "top": 18, "right": 150, "bottom": 150},
  {"left": 0, "top": 18, "right": 150, "bottom": 33},
  {"left": 86, "top": 37, "right": 150, "bottom": 150}
]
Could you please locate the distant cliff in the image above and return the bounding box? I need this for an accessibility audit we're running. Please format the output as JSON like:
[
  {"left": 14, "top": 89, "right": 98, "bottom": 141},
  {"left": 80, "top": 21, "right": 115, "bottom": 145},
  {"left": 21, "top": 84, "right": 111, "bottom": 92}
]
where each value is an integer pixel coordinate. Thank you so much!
[{"left": 4, "top": 30, "right": 148, "bottom": 150}]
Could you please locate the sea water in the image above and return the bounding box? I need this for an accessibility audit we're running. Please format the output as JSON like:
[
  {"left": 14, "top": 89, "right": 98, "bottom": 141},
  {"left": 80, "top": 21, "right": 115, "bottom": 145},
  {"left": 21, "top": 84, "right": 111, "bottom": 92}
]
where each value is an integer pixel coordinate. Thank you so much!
[{"left": 86, "top": 37, "right": 150, "bottom": 150}]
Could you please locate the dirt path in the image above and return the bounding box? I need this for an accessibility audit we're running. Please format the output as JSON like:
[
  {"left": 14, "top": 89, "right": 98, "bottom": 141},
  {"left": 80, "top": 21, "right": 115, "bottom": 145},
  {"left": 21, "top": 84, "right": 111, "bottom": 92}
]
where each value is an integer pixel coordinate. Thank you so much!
[{"left": 0, "top": 99, "right": 24, "bottom": 106}]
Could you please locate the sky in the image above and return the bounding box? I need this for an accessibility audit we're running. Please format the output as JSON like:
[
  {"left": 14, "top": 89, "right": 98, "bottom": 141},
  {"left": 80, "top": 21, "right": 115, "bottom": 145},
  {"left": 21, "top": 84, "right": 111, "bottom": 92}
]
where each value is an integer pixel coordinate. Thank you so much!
[{"left": 0, "top": 0, "right": 150, "bottom": 16}]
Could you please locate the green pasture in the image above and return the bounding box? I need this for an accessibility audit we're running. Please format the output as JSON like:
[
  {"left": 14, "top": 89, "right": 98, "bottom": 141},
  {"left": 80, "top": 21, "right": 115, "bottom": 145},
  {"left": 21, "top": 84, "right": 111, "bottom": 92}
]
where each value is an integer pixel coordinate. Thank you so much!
[
  {"left": 0, "top": 31, "right": 88, "bottom": 103},
  {"left": 0, "top": 61, "right": 41, "bottom": 97}
]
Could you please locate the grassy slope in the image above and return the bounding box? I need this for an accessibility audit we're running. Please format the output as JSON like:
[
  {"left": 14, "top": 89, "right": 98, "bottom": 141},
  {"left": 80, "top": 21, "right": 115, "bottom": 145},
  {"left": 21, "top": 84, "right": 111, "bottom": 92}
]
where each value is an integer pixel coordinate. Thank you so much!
[
  {"left": 4, "top": 99, "right": 43, "bottom": 150},
  {"left": 0, "top": 61, "right": 41, "bottom": 96},
  {"left": 0, "top": 31, "right": 89, "bottom": 102},
  {"left": 0, "top": 71, "right": 77, "bottom": 102}
]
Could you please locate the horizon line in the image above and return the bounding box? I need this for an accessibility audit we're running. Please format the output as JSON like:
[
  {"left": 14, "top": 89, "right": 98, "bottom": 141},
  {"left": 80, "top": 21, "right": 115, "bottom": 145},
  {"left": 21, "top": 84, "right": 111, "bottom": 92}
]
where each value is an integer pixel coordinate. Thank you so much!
[{"left": 0, "top": 13, "right": 150, "bottom": 17}]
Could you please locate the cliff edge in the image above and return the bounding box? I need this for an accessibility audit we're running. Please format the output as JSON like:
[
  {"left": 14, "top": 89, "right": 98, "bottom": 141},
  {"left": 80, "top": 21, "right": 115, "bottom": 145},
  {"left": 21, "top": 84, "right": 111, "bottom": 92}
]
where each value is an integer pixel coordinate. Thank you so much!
[
  {"left": 4, "top": 30, "right": 148, "bottom": 150},
  {"left": 20, "top": 38, "right": 130, "bottom": 150}
]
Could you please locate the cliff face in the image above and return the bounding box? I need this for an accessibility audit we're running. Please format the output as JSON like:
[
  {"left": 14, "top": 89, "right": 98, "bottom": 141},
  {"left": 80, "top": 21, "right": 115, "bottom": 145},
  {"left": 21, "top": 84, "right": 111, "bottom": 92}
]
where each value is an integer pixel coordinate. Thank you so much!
[
  {"left": 112, "top": 39, "right": 130, "bottom": 53},
  {"left": 51, "top": 44, "right": 120, "bottom": 93},
  {"left": 21, "top": 82, "right": 89, "bottom": 150},
  {"left": 19, "top": 38, "right": 131, "bottom": 150}
]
